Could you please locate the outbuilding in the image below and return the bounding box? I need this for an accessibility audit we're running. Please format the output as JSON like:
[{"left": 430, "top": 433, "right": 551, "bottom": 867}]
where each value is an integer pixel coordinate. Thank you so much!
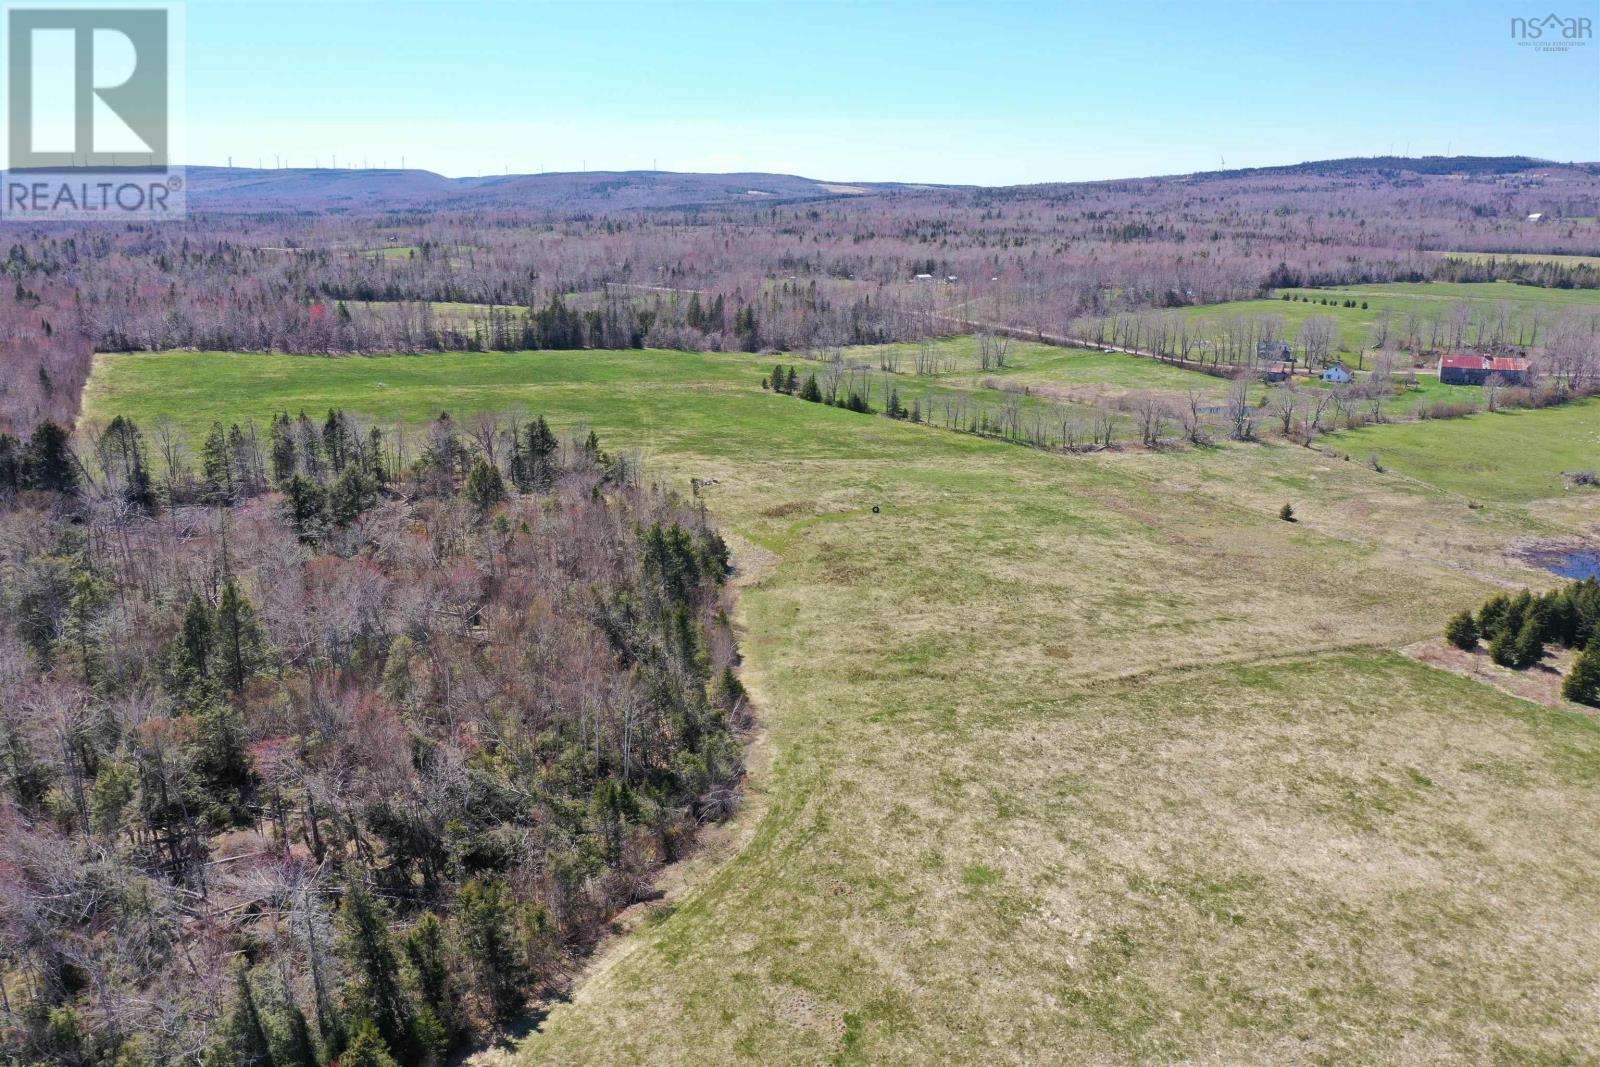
[{"left": 1437, "top": 354, "right": 1533, "bottom": 385}]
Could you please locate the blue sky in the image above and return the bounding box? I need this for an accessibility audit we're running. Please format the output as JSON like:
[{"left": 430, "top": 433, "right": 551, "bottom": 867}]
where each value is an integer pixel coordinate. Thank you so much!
[{"left": 183, "top": 0, "right": 1600, "bottom": 182}]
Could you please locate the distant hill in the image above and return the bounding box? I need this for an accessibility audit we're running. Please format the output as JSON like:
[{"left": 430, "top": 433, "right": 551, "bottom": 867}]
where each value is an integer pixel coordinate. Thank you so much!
[
  {"left": 184, "top": 166, "right": 920, "bottom": 213},
  {"left": 1178, "top": 155, "right": 1597, "bottom": 181},
  {"left": 181, "top": 156, "right": 1599, "bottom": 215}
]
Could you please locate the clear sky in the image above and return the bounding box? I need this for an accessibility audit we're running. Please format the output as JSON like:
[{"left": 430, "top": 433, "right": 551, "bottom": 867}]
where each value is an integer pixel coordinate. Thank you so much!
[{"left": 182, "top": 0, "right": 1600, "bottom": 183}]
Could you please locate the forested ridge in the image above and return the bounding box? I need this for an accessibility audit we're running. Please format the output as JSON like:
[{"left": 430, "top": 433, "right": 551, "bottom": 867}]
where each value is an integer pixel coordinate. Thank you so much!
[{"left": 0, "top": 410, "right": 746, "bottom": 1065}]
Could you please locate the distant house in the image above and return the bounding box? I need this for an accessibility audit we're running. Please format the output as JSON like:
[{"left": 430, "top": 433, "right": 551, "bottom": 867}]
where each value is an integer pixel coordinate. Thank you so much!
[
  {"left": 913, "top": 273, "right": 933, "bottom": 281},
  {"left": 1257, "top": 339, "right": 1293, "bottom": 363},
  {"left": 1437, "top": 354, "right": 1532, "bottom": 385},
  {"left": 1527, "top": 212, "right": 1545, "bottom": 223},
  {"left": 1263, "top": 361, "right": 1293, "bottom": 383},
  {"left": 1321, "top": 363, "right": 1354, "bottom": 384}
]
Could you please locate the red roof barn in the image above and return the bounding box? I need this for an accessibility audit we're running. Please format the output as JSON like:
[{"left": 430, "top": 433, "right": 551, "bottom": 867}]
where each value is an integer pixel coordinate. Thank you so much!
[{"left": 1438, "top": 354, "right": 1531, "bottom": 385}]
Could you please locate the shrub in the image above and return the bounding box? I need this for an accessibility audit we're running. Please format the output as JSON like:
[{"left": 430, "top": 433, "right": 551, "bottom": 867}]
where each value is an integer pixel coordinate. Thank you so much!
[
  {"left": 1279, "top": 502, "right": 1296, "bottom": 522},
  {"left": 1414, "top": 399, "right": 1478, "bottom": 421}
]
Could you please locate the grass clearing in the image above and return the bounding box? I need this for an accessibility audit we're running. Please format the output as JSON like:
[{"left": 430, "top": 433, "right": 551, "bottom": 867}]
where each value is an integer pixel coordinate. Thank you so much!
[
  {"left": 1157, "top": 281, "right": 1600, "bottom": 360},
  {"left": 1432, "top": 250, "right": 1600, "bottom": 269},
  {"left": 1332, "top": 399, "right": 1600, "bottom": 503},
  {"left": 83, "top": 346, "right": 1600, "bottom": 1064}
]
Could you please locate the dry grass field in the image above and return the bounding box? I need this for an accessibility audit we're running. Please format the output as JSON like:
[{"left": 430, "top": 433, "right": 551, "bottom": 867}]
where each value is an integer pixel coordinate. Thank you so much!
[{"left": 85, "top": 347, "right": 1600, "bottom": 1065}]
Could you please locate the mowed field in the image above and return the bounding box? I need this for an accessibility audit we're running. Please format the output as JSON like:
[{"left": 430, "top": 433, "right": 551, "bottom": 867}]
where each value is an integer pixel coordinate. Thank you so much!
[{"left": 85, "top": 348, "right": 1600, "bottom": 1065}]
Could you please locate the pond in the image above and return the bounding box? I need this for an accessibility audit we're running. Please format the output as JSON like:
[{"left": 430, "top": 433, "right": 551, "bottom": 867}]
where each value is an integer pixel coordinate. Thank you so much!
[{"left": 1526, "top": 547, "right": 1600, "bottom": 581}]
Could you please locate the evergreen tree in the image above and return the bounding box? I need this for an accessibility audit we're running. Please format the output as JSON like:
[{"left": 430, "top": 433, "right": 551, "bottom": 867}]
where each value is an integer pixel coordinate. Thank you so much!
[
  {"left": 1444, "top": 610, "right": 1478, "bottom": 651},
  {"left": 339, "top": 1021, "right": 400, "bottom": 1067},
  {"left": 1488, "top": 624, "right": 1519, "bottom": 669},
  {"left": 174, "top": 594, "right": 213, "bottom": 684},
  {"left": 1512, "top": 615, "right": 1546, "bottom": 669},
  {"left": 272, "top": 995, "right": 320, "bottom": 1067},
  {"left": 1563, "top": 638, "right": 1600, "bottom": 708},
  {"left": 464, "top": 458, "right": 507, "bottom": 512},
  {"left": 294, "top": 412, "right": 325, "bottom": 480},
  {"left": 201, "top": 421, "right": 236, "bottom": 502},
  {"left": 64, "top": 567, "right": 110, "bottom": 686},
  {"left": 414, "top": 415, "right": 462, "bottom": 497},
  {"left": 1477, "top": 593, "right": 1512, "bottom": 640},
  {"left": 22, "top": 421, "right": 77, "bottom": 494},
  {"left": 455, "top": 879, "right": 525, "bottom": 1021},
  {"left": 593, "top": 778, "right": 641, "bottom": 866},
  {"left": 710, "top": 665, "right": 746, "bottom": 712},
  {"left": 523, "top": 416, "right": 558, "bottom": 492},
  {"left": 322, "top": 409, "right": 352, "bottom": 474},
  {"left": 799, "top": 374, "right": 822, "bottom": 402},
  {"left": 733, "top": 304, "right": 760, "bottom": 351},
  {"left": 329, "top": 466, "right": 378, "bottom": 527},
  {"left": 280, "top": 474, "right": 327, "bottom": 543},
  {"left": 209, "top": 964, "right": 273, "bottom": 1067},
  {"left": 338, "top": 879, "right": 418, "bottom": 1062},
  {"left": 228, "top": 424, "right": 263, "bottom": 496},
  {"left": 0, "top": 432, "right": 21, "bottom": 494},
  {"left": 1506, "top": 590, "right": 1534, "bottom": 638},
  {"left": 771, "top": 363, "right": 786, "bottom": 393},
  {"left": 364, "top": 426, "right": 389, "bottom": 483},
  {"left": 215, "top": 579, "right": 267, "bottom": 693},
  {"left": 403, "top": 913, "right": 464, "bottom": 1047},
  {"left": 269, "top": 413, "right": 298, "bottom": 483},
  {"left": 193, "top": 701, "right": 257, "bottom": 824}
]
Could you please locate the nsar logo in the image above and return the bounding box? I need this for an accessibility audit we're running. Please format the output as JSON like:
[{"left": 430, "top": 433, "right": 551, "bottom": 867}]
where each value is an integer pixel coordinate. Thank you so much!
[{"left": 1511, "top": 12, "right": 1592, "bottom": 50}]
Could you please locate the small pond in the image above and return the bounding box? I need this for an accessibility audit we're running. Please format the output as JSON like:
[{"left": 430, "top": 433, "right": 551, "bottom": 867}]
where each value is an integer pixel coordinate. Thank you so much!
[{"left": 1525, "top": 547, "right": 1600, "bottom": 581}]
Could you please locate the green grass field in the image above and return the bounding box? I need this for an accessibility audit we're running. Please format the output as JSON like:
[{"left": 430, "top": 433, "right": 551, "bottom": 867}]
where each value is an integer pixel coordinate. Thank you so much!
[
  {"left": 1154, "top": 281, "right": 1600, "bottom": 360},
  {"left": 1284, "top": 280, "right": 1600, "bottom": 312},
  {"left": 1433, "top": 250, "right": 1600, "bottom": 269},
  {"left": 83, "top": 347, "right": 1600, "bottom": 1065},
  {"left": 1334, "top": 399, "right": 1600, "bottom": 503},
  {"left": 838, "top": 337, "right": 1488, "bottom": 423},
  {"left": 358, "top": 244, "right": 421, "bottom": 259}
]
